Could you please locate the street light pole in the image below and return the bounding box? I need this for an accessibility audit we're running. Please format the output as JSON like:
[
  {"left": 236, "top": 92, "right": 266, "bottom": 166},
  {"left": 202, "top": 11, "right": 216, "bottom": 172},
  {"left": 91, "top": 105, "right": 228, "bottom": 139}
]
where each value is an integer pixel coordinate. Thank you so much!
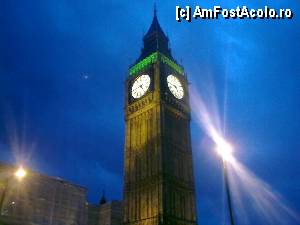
[
  {"left": 223, "top": 160, "right": 235, "bottom": 225},
  {"left": 0, "top": 166, "right": 27, "bottom": 215},
  {"left": 215, "top": 139, "right": 236, "bottom": 225},
  {"left": 0, "top": 178, "right": 9, "bottom": 215}
]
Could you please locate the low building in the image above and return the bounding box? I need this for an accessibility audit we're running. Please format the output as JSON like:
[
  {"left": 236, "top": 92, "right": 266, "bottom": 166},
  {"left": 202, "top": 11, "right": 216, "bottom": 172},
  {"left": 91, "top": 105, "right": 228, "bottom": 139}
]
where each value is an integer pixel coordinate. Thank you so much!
[
  {"left": 87, "top": 200, "right": 122, "bottom": 225},
  {"left": 0, "top": 163, "right": 122, "bottom": 225},
  {"left": 87, "top": 203, "right": 100, "bottom": 225},
  {"left": 98, "top": 201, "right": 122, "bottom": 225},
  {"left": 0, "top": 163, "right": 87, "bottom": 225}
]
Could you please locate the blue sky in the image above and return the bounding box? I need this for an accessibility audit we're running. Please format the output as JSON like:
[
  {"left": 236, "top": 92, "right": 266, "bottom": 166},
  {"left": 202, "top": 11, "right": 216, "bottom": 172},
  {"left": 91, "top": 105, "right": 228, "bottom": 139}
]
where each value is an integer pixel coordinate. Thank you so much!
[{"left": 1, "top": 1, "right": 299, "bottom": 224}]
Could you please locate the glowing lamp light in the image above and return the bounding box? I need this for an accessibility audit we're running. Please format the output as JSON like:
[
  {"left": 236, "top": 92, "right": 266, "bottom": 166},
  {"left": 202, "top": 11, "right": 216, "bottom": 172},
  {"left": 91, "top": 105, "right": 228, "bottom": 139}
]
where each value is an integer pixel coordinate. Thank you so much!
[
  {"left": 15, "top": 167, "right": 27, "bottom": 180},
  {"left": 215, "top": 139, "right": 234, "bottom": 163}
]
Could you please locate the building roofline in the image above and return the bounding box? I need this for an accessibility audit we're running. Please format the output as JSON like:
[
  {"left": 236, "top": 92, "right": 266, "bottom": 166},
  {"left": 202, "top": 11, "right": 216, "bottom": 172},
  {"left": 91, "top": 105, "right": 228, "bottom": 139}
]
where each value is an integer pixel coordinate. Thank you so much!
[{"left": 0, "top": 161, "right": 87, "bottom": 190}]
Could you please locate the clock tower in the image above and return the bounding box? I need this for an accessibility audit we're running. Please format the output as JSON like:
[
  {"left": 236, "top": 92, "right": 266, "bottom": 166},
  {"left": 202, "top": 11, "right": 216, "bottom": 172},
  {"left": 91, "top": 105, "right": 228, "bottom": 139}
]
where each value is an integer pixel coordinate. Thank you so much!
[{"left": 123, "top": 9, "right": 197, "bottom": 225}]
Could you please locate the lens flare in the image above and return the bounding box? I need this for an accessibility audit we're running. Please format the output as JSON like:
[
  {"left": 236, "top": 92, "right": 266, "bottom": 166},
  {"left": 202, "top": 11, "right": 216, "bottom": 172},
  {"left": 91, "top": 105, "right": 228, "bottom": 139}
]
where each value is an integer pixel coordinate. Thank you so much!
[
  {"left": 229, "top": 160, "right": 300, "bottom": 224},
  {"left": 190, "top": 87, "right": 300, "bottom": 225},
  {"left": 15, "top": 167, "right": 27, "bottom": 180},
  {"left": 215, "top": 139, "right": 234, "bottom": 163}
]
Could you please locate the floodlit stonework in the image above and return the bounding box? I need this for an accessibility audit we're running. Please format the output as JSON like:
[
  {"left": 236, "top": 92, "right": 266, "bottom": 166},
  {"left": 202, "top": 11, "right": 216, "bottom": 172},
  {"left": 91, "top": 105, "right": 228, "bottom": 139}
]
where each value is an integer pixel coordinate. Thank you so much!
[{"left": 123, "top": 9, "right": 197, "bottom": 225}]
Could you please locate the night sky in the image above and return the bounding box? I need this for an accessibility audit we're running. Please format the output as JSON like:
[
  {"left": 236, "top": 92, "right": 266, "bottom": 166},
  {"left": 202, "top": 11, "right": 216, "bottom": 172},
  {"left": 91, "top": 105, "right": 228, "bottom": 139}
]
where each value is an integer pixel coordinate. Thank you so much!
[{"left": 1, "top": 1, "right": 299, "bottom": 225}]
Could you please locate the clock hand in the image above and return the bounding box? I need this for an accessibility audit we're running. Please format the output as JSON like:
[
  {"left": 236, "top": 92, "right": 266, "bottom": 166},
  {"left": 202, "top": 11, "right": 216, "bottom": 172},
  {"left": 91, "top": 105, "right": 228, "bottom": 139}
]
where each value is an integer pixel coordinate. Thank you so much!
[{"left": 171, "top": 84, "right": 178, "bottom": 91}]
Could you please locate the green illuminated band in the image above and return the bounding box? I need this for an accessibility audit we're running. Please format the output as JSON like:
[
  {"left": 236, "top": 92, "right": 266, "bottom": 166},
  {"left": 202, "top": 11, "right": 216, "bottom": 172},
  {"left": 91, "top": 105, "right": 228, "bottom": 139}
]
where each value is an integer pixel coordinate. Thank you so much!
[
  {"left": 129, "top": 52, "right": 158, "bottom": 76},
  {"left": 160, "top": 54, "right": 184, "bottom": 75},
  {"left": 129, "top": 52, "right": 184, "bottom": 76}
]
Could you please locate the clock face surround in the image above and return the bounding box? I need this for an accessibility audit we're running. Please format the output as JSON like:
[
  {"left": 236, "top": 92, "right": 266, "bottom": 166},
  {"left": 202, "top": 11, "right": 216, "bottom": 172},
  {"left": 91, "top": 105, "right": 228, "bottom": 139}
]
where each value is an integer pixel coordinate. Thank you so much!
[
  {"left": 131, "top": 74, "right": 151, "bottom": 99},
  {"left": 167, "top": 75, "right": 184, "bottom": 99}
]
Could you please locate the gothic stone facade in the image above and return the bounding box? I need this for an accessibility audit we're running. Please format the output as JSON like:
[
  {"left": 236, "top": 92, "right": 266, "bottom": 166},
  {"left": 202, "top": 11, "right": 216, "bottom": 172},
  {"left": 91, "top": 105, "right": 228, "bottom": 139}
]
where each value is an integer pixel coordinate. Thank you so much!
[{"left": 123, "top": 11, "right": 197, "bottom": 225}]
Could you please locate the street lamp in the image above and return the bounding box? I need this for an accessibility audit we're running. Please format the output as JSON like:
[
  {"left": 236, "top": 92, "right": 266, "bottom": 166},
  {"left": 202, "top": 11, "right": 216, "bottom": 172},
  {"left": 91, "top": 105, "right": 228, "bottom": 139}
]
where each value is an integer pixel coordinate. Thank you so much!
[
  {"left": 0, "top": 166, "right": 27, "bottom": 215},
  {"left": 215, "top": 139, "right": 236, "bottom": 225},
  {"left": 216, "top": 139, "right": 234, "bottom": 163},
  {"left": 14, "top": 167, "right": 27, "bottom": 180}
]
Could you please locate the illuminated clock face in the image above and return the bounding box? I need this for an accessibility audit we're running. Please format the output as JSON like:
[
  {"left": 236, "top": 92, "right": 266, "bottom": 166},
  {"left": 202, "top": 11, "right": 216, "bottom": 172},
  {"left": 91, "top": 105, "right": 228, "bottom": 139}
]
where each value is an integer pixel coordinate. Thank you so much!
[
  {"left": 167, "top": 75, "right": 184, "bottom": 99},
  {"left": 131, "top": 74, "right": 151, "bottom": 99}
]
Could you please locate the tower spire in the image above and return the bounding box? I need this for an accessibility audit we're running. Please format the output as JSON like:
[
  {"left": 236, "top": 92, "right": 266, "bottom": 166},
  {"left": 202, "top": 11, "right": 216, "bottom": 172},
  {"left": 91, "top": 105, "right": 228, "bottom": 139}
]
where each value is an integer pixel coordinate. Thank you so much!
[
  {"left": 138, "top": 7, "right": 171, "bottom": 60},
  {"left": 99, "top": 190, "right": 106, "bottom": 205}
]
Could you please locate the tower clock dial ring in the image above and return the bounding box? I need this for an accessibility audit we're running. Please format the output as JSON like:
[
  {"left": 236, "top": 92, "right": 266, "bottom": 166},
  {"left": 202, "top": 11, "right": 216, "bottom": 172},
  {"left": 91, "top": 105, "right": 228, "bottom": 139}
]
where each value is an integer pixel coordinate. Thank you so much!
[
  {"left": 131, "top": 74, "right": 151, "bottom": 99},
  {"left": 167, "top": 74, "right": 184, "bottom": 99}
]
